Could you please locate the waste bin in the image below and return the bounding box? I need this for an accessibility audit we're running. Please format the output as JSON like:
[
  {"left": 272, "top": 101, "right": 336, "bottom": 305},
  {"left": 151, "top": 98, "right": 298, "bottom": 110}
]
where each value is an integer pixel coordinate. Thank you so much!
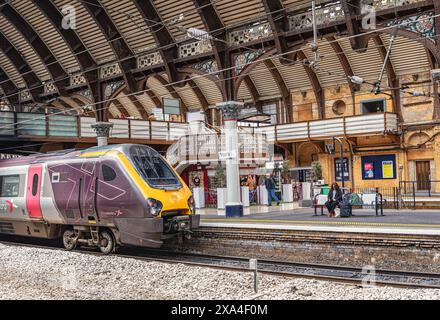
[{"left": 321, "top": 186, "right": 330, "bottom": 195}]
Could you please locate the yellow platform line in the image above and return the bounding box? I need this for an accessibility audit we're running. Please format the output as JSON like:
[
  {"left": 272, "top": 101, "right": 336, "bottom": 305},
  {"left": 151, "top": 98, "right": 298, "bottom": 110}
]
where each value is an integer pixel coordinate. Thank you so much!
[{"left": 200, "top": 218, "right": 440, "bottom": 229}]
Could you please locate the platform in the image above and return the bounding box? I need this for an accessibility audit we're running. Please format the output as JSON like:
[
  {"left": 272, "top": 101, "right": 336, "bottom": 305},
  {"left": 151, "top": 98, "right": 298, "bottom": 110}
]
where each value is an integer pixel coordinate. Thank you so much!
[{"left": 199, "top": 208, "right": 440, "bottom": 236}]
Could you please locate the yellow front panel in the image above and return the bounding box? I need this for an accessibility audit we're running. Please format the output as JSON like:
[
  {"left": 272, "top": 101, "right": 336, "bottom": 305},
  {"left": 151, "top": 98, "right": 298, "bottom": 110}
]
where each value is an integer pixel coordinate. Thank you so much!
[{"left": 116, "top": 153, "right": 192, "bottom": 216}]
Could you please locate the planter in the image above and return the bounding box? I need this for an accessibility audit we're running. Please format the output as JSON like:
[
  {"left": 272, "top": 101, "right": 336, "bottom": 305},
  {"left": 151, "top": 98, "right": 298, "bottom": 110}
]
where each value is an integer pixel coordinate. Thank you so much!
[
  {"left": 217, "top": 188, "right": 227, "bottom": 210},
  {"left": 282, "top": 184, "right": 293, "bottom": 203},
  {"left": 258, "top": 185, "right": 268, "bottom": 205},
  {"left": 241, "top": 186, "right": 250, "bottom": 207},
  {"left": 192, "top": 187, "right": 205, "bottom": 209}
]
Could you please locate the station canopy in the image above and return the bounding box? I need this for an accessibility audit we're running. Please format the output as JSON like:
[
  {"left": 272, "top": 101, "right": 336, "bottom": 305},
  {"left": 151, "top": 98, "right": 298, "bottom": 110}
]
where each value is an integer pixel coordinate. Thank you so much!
[{"left": 0, "top": 0, "right": 435, "bottom": 120}]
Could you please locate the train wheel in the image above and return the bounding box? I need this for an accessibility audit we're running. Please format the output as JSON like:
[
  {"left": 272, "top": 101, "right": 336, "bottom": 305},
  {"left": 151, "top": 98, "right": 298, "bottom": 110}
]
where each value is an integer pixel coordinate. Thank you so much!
[
  {"left": 62, "top": 229, "right": 76, "bottom": 251},
  {"left": 98, "top": 230, "right": 115, "bottom": 255}
]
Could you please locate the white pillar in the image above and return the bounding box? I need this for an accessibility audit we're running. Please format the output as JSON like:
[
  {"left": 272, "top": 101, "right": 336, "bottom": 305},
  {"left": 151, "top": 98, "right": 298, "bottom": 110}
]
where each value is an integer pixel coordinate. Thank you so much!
[
  {"left": 217, "top": 101, "right": 244, "bottom": 217},
  {"left": 91, "top": 122, "right": 113, "bottom": 147}
]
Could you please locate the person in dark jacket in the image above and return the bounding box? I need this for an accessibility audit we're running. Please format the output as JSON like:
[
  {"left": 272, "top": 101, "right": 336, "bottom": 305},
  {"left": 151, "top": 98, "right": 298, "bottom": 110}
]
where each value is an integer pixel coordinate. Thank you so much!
[
  {"left": 325, "top": 182, "right": 342, "bottom": 217},
  {"left": 265, "top": 173, "right": 280, "bottom": 206}
]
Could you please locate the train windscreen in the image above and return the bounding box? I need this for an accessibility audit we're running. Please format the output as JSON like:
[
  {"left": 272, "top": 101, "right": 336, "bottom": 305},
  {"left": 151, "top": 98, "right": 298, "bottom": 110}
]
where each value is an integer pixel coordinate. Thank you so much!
[{"left": 129, "top": 145, "right": 182, "bottom": 189}]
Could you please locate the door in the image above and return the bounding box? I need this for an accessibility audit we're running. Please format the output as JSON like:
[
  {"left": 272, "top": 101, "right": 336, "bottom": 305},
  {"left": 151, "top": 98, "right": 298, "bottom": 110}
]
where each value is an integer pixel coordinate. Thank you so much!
[
  {"left": 79, "top": 161, "right": 99, "bottom": 221},
  {"left": 26, "top": 165, "right": 43, "bottom": 219},
  {"left": 416, "top": 161, "right": 431, "bottom": 191}
]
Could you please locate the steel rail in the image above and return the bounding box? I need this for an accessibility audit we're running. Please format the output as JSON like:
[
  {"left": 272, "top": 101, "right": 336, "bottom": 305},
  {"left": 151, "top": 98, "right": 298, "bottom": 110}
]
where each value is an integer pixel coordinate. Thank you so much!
[{"left": 0, "top": 235, "right": 439, "bottom": 290}]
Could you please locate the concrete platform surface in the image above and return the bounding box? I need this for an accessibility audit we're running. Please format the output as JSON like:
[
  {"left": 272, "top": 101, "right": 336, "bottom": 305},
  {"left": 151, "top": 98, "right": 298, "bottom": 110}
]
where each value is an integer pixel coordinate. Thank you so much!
[{"left": 199, "top": 208, "right": 440, "bottom": 235}]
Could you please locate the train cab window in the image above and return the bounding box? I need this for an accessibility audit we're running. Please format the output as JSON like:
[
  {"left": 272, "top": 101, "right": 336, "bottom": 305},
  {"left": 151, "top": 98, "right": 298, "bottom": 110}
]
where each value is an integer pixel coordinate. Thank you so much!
[
  {"left": 129, "top": 145, "right": 181, "bottom": 189},
  {"left": 32, "top": 174, "right": 39, "bottom": 196},
  {"left": 0, "top": 175, "right": 20, "bottom": 197},
  {"left": 102, "top": 164, "right": 117, "bottom": 182}
]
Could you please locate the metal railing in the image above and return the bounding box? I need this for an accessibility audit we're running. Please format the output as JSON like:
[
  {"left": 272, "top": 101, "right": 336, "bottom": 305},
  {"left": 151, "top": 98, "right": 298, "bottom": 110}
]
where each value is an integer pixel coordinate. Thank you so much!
[
  {"left": 166, "top": 132, "right": 270, "bottom": 168},
  {"left": 251, "top": 113, "right": 398, "bottom": 143},
  {"left": 0, "top": 111, "right": 188, "bottom": 142}
]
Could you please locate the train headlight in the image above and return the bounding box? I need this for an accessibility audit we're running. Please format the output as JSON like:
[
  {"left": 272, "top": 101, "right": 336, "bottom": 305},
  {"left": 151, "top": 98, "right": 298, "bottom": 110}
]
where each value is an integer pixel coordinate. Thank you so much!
[
  {"left": 188, "top": 196, "right": 196, "bottom": 214},
  {"left": 146, "top": 198, "right": 163, "bottom": 216}
]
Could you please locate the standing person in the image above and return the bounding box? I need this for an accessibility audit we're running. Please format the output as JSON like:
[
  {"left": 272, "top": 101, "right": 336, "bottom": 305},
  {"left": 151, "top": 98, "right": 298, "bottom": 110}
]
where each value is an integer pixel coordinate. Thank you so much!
[
  {"left": 325, "top": 182, "right": 343, "bottom": 217},
  {"left": 265, "top": 173, "right": 280, "bottom": 206},
  {"left": 246, "top": 175, "right": 256, "bottom": 191}
]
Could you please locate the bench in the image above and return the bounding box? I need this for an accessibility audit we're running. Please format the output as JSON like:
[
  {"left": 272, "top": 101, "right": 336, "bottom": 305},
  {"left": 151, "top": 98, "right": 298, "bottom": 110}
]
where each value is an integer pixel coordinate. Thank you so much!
[
  {"left": 354, "top": 193, "right": 386, "bottom": 216},
  {"left": 313, "top": 194, "right": 328, "bottom": 216},
  {"left": 313, "top": 192, "right": 386, "bottom": 217}
]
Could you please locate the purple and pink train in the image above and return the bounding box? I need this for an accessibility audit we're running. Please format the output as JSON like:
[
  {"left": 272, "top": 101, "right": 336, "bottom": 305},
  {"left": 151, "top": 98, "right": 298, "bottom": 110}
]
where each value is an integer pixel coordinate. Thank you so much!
[{"left": 0, "top": 144, "right": 199, "bottom": 253}]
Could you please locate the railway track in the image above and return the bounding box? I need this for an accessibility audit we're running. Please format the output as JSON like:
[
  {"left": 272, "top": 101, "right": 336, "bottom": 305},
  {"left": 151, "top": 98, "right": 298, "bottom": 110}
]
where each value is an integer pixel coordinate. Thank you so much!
[{"left": 1, "top": 235, "right": 440, "bottom": 290}]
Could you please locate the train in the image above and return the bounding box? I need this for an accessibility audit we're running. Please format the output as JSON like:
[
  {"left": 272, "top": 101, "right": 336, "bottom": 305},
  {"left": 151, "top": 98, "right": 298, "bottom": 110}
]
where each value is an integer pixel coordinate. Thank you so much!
[{"left": 0, "top": 144, "right": 200, "bottom": 254}]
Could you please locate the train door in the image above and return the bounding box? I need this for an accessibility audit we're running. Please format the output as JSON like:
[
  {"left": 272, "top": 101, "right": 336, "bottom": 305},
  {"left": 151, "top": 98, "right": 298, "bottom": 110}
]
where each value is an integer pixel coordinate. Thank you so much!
[
  {"left": 79, "top": 161, "right": 99, "bottom": 222},
  {"left": 26, "top": 165, "right": 43, "bottom": 219}
]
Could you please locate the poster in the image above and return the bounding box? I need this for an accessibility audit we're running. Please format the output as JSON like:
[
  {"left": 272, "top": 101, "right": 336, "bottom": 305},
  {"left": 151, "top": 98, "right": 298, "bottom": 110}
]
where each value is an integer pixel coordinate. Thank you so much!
[
  {"left": 364, "top": 162, "right": 374, "bottom": 179},
  {"left": 334, "top": 158, "right": 350, "bottom": 182},
  {"left": 382, "top": 161, "right": 394, "bottom": 179}
]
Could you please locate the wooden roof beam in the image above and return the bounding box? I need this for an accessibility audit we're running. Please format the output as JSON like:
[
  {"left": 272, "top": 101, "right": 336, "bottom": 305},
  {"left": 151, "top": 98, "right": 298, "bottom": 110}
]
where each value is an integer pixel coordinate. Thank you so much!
[
  {"left": 193, "top": 0, "right": 233, "bottom": 101},
  {"left": 0, "top": 0, "right": 70, "bottom": 95},
  {"left": 341, "top": 0, "right": 371, "bottom": 52},
  {"left": 0, "top": 32, "right": 43, "bottom": 103},
  {"left": 372, "top": 35, "right": 402, "bottom": 121},
  {"left": 0, "top": 66, "right": 19, "bottom": 105},
  {"left": 263, "top": 59, "right": 292, "bottom": 122},
  {"left": 186, "top": 78, "right": 209, "bottom": 111},
  {"left": 123, "top": 88, "right": 149, "bottom": 119},
  {"left": 261, "top": 0, "right": 295, "bottom": 65},
  {"left": 35, "top": 0, "right": 100, "bottom": 110},
  {"left": 297, "top": 50, "right": 325, "bottom": 119},
  {"left": 326, "top": 35, "right": 360, "bottom": 95},
  {"left": 81, "top": 0, "right": 138, "bottom": 95},
  {"left": 154, "top": 74, "right": 188, "bottom": 112},
  {"left": 134, "top": 0, "right": 183, "bottom": 87}
]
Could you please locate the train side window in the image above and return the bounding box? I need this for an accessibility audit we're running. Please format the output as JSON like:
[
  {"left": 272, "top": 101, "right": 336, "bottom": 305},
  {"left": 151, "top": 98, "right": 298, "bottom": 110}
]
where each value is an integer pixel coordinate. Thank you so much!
[
  {"left": 32, "top": 174, "right": 39, "bottom": 196},
  {"left": 102, "top": 164, "right": 117, "bottom": 182},
  {"left": 0, "top": 175, "right": 20, "bottom": 197}
]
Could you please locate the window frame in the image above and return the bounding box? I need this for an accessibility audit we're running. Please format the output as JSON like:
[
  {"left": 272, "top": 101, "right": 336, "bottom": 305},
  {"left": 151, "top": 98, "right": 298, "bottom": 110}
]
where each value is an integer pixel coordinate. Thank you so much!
[
  {"left": 360, "top": 98, "right": 386, "bottom": 114},
  {"left": 102, "top": 164, "right": 117, "bottom": 182},
  {"left": 0, "top": 174, "right": 21, "bottom": 198}
]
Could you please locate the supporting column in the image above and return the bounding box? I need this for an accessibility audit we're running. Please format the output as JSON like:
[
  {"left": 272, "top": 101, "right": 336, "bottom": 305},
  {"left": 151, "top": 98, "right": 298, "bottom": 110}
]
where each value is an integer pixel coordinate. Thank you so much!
[
  {"left": 91, "top": 122, "right": 114, "bottom": 147},
  {"left": 216, "top": 101, "right": 244, "bottom": 218}
]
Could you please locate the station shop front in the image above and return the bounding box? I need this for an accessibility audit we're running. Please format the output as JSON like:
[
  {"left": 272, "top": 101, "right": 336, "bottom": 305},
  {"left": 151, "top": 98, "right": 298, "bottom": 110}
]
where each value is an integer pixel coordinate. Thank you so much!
[{"left": 288, "top": 133, "right": 438, "bottom": 195}]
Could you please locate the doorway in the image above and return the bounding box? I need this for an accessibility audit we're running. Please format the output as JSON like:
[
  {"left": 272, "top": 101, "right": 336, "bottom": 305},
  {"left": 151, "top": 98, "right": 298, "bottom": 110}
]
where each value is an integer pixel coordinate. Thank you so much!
[
  {"left": 415, "top": 161, "right": 431, "bottom": 191},
  {"left": 26, "top": 165, "right": 43, "bottom": 219}
]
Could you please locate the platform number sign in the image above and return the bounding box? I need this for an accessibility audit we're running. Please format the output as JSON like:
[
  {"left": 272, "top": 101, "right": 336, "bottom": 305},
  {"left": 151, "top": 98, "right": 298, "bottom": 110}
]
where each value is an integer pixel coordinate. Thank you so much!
[{"left": 163, "top": 98, "right": 180, "bottom": 115}]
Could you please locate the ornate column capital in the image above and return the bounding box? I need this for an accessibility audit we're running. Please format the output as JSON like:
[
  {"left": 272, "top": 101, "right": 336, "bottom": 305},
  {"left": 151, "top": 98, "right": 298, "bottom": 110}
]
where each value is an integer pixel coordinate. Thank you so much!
[
  {"left": 91, "top": 122, "right": 114, "bottom": 138},
  {"left": 216, "top": 101, "right": 244, "bottom": 120}
]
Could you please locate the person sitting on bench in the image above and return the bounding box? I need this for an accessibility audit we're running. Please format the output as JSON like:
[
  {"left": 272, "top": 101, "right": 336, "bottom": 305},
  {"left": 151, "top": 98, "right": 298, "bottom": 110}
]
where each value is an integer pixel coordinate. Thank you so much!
[{"left": 325, "top": 182, "right": 342, "bottom": 218}]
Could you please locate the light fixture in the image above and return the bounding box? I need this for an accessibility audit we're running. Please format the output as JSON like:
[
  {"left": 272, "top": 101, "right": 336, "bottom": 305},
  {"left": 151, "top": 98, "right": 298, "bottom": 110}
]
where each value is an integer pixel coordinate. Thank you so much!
[
  {"left": 432, "top": 69, "right": 440, "bottom": 81},
  {"left": 350, "top": 75, "right": 364, "bottom": 85}
]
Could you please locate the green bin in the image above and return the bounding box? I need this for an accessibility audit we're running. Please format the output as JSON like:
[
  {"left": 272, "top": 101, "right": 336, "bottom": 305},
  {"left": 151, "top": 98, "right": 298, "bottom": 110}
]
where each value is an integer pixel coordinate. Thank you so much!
[{"left": 321, "top": 186, "right": 330, "bottom": 195}]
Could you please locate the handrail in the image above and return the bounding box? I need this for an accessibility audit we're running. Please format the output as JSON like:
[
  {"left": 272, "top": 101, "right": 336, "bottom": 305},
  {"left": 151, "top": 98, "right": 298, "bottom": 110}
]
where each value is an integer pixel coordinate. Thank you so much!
[{"left": 0, "top": 111, "right": 190, "bottom": 141}]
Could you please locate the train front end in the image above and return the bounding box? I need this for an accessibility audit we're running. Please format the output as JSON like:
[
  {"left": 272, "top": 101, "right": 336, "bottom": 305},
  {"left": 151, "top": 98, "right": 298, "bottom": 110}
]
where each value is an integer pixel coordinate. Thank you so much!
[{"left": 114, "top": 145, "right": 200, "bottom": 248}]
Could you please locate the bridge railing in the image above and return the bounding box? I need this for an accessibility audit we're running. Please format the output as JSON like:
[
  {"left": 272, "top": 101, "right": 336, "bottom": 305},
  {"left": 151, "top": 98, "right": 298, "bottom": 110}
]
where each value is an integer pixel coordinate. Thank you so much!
[
  {"left": 166, "top": 132, "right": 269, "bottom": 168},
  {"left": 252, "top": 113, "right": 398, "bottom": 143},
  {"left": 0, "top": 111, "right": 189, "bottom": 142}
]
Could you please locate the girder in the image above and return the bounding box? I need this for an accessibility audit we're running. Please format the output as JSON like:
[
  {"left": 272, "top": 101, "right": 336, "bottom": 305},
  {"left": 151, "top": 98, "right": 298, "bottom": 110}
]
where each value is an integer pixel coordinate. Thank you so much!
[
  {"left": 80, "top": 0, "right": 138, "bottom": 96},
  {"left": 0, "top": 0, "right": 69, "bottom": 95},
  {"left": 0, "top": 32, "right": 43, "bottom": 102}
]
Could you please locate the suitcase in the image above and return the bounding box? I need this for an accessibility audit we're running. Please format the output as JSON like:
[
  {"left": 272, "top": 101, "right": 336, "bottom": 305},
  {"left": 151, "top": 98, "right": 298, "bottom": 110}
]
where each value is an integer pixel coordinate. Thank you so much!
[{"left": 340, "top": 193, "right": 352, "bottom": 218}]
